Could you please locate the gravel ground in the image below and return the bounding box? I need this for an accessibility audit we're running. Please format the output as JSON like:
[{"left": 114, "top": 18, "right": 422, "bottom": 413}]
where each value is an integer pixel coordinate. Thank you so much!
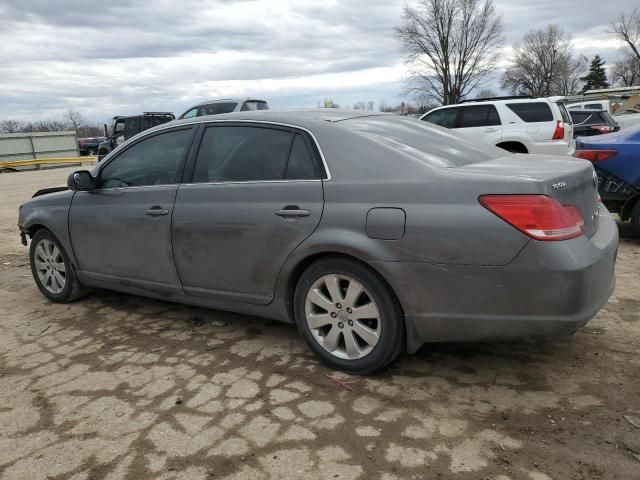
[{"left": 1, "top": 167, "right": 639, "bottom": 480}]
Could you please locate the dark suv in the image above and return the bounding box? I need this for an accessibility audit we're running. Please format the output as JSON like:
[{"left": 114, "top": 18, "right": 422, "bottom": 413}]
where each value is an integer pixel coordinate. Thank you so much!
[{"left": 570, "top": 109, "right": 620, "bottom": 138}]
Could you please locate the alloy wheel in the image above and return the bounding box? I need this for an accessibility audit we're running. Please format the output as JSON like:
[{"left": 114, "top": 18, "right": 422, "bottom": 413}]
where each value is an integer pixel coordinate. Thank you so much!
[
  {"left": 304, "top": 274, "right": 381, "bottom": 360},
  {"left": 34, "top": 239, "right": 66, "bottom": 294}
]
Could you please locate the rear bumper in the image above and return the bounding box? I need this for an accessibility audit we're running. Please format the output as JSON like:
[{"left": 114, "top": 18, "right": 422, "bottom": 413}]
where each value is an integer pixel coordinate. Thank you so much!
[{"left": 371, "top": 207, "right": 618, "bottom": 352}]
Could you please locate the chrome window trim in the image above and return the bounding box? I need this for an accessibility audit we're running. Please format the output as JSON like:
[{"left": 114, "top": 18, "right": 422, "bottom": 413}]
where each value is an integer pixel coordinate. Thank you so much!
[{"left": 100, "top": 119, "right": 332, "bottom": 181}]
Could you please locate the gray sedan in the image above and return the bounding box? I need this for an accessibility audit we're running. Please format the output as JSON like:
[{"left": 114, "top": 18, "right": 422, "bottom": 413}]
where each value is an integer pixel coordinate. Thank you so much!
[{"left": 18, "top": 110, "right": 618, "bottom": 373}]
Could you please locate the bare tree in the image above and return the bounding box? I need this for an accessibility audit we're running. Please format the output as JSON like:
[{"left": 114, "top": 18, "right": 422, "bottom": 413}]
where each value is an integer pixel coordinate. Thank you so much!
[
  {"left": 353, "top": 101, "right": 375, "bottom": 111},
  {"left": 556, "top": 55, "right": 588, "bottom": 95},
  {"left": 502, "top": 25, "right": 584, "bottom": 97},
  {"left": 475, "top": 88, "right": 497, "bottom": 99},
  {"left": 612, "top": 9, "right": 640, "bottom": 64},
  {"left": 611, "top": 52, "right": 640, "bottom": 86},
  {"left": 63, "top": 108, "right": 87, "bottom": 130},
  {"left": 395, "top": 0, "right": 503, "bottom": 105},
  {"left": 0, "top": 120, "right": 24, "bottom": 133}
]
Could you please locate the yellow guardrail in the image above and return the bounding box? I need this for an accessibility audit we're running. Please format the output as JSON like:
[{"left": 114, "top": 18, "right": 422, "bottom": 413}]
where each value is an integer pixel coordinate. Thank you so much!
[{"left": 0, "top": 157, "right": 97, "bottom": 170}]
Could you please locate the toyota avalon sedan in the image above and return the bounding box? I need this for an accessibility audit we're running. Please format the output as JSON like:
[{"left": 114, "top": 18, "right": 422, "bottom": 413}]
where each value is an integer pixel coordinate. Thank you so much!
[{"left": 18, "top": 110, "right": 618, "bottom": 373}]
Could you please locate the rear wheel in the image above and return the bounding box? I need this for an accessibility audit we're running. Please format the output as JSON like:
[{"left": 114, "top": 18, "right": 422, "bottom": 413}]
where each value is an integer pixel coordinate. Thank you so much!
[
  {"left": 631, "top": 200, "right": 640, "bottom": 236},
  {"left": 30, "top": 230, "right": 86, "bottom": 303},
  {"left": 293, "top": 257, "right": 404, "bottom": 374}
]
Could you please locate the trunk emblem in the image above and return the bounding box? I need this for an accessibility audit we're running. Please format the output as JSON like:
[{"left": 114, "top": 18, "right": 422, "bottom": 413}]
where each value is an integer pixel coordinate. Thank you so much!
[{"left": 551, "top": 181, "right": 567, "bottom": 190}]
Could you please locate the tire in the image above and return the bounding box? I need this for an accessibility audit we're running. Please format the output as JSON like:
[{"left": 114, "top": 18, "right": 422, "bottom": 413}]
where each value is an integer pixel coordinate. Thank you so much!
[
  {"left": 30, "top": 229, "right": 87, "bottom": 303},
  {"left": 293, "top": 256, "right": 405, "bottom": 374},
  {"left": 631, "top": 200, "right": 640, "bottom": 236}
]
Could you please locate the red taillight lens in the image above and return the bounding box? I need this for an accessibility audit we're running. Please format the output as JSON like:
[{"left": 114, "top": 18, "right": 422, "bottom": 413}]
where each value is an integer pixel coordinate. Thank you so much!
[
  {"left": 479, "top": 195, "right": 584, "bottom": 241},
  {"left": 574, "top": 149, "right": 617, "bottom": 162},
  {"left": 591, "top": 125, "right": 614, "bottom": 134},
  {"left": 552, "top": 120, "right": 565, "bottom": 140}
]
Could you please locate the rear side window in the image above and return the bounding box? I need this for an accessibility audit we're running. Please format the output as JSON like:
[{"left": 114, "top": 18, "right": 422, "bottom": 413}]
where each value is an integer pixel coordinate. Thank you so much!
[
  {"left": 285, "top": 134, "right": 318, "bottom": 179},
  {"left": 459, "top": 105, "right": 501, "bottom": 128},
  {"left": 192, "top": 126, "right": 321, "bottom": 182},
  {"left": 506, "top": 102, "right": 553, "bottom": 122},
  {"left": 422, "top": 108, "right": 459, "bottom": 128},
  {"left": 570, "top": 111, "right": 591, "bottom": 124}
]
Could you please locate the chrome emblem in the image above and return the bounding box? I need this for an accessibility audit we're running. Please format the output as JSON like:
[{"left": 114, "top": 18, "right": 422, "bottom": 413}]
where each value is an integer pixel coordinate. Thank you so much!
[
  {"left": 592, "top": 169, "right": 598, "bottom": 188},
  {"left": 551, "top": 181, "right": 567, "bottom": 190}
]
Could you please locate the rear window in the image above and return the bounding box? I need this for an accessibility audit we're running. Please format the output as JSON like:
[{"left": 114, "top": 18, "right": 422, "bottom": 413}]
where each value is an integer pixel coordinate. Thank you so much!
[
  {"left": 199, "top": 102, "right": 238, "bottom": 116},
  {"left": 459, "top": 105, "right": 501, "bottom": 128},
  {"left": 506, "top": 102, "right": 553, "bottom": 122},
  {"left": 340, "top": 115, "right": 505, "bottom": 167},
  {"left": 240, "top": 100, "right": 269, "bottom": 111}
]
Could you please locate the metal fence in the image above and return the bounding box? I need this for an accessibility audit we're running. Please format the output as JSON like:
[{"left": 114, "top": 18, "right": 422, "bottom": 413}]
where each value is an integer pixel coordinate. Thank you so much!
[{"left": 0, "top": 131, "right": 80, "bottom": 168}]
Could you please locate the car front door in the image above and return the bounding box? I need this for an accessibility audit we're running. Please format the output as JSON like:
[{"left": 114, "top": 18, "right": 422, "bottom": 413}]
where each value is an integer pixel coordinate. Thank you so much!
[
  {"left": 69, "top": 126, "right": 195, "bottom": 294},
  {"left": 172, "top": 123, "right": 325, "bottom": 305}
]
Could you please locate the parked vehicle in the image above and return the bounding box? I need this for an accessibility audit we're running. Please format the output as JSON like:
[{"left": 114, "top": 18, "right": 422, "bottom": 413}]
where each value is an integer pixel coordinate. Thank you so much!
[
  {"left": 77, "top": 137, "right": 106, "bottom": 156},
  {"left": 420, "top": 96, "right": 574, "bottom": 155},
  {"left": 18, "top": 110, "right": 617, "bottom": 373},
  {"left": 179, "top": 98, "right": 269, "bottom": 119},
  {"left": 97, "top": 112, "right": 175, "bottom": 158},
  {"left": 575, "top": 124, "right": 640, "bottom": 234},
  {"left": 567, "top": 99, "right": 611, "bottom": 112},
  {"left": 570, "top": 109, "right": 620, "bottom": 138}
]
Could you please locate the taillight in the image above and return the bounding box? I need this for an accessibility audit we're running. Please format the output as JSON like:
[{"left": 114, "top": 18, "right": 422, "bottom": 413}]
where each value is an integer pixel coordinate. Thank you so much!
[
  {"left": 591, "top": 125, "right": 615, "bottom": 134},
  {"left": 479, "top": 195, "right": 584, "bottom": 241},
  {"left": 552, "top": 121, "right": 565, "bottom": 140},
  {"left": 574, "top": 149, "right": 617, "bottom": 162}
]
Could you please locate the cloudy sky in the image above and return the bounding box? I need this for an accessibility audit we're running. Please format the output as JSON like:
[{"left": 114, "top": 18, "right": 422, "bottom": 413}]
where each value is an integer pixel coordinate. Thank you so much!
[{"left": 0, "top": 0, "right": 637, "bottom": 122}]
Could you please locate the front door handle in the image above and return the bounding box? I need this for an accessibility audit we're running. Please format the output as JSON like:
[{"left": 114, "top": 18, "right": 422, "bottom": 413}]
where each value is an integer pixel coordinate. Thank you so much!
[
  {"left": 275, "top": 206, "right": 310, "bottom": 218},
  {"left": 145, "top": 206, "right": 169, "bottom": 217}
]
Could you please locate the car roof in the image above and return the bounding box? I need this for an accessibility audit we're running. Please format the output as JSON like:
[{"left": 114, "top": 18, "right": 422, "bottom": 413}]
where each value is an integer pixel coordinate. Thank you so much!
[
  {"left": 170, "top": 109, "right": 388, "bottom": 126},
  {"left": 432, "top": 97, "right": 557, "bottom": 110},
  {"left": 188, "top": 98, "right": 267, "bottom": 108}
]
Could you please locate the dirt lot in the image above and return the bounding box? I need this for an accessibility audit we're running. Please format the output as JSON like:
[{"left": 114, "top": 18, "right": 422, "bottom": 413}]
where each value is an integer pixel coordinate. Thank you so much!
[{"left": 0, "top": 167, "right": 639, "bottom": 480}]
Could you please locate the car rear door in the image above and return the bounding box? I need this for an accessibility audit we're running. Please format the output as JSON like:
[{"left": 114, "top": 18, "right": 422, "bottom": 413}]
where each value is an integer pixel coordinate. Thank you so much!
[
  {"left": 69, "top": 126, "right": 196, "bottom": 294},
  {"left": 171, "top": 122, "right": 325, "bottom": 305},
  {"left": 457, "top": 105, "right": 502, "bottom": 145}
]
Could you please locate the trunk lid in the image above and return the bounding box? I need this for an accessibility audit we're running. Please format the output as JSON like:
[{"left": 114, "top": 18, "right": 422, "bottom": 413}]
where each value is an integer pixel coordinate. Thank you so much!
[{"left": 458, "top": 154, "right": 600, "bottom": 238}]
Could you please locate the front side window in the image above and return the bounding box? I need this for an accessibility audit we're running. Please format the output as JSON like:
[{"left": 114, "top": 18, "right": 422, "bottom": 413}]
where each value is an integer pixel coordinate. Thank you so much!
[
  {"left": 459, "top": 105, "right": 501, "bottom": 128},
  {"left": 181, "top": 108, "right": 198, "bottom": 119},
  {"left": 422, "top": 108, "right": 459, "bottom": 128},
  {"left": 99, "top": 128, "right": 192, "bottom": 188},
  {"left": 506, "top": 102, "right": 553, "bottom": 122}
]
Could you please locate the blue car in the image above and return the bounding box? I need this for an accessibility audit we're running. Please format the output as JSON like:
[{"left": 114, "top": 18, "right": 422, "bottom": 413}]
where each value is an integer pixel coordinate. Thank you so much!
[{"left": 575, "top": 125, "right": 640, "bottom": 234}]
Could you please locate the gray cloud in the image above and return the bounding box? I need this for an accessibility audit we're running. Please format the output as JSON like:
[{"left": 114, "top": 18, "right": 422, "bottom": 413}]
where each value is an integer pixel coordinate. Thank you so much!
[{"left": 0, "top": 0, "right": 637, "bottom": 122}]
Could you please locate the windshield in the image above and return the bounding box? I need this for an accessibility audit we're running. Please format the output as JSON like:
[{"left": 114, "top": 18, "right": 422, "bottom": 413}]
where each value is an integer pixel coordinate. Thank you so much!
[{"left": 338, "top": 115, "right": 506, "bottom": 167}]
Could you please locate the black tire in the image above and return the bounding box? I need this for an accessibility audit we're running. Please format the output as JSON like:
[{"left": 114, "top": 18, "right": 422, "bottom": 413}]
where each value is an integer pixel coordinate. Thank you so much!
[
  {"left": 631, "top": 200, "right": 640, "bottom": 236},
  {"left": 29, "top": 229, "right": 87, "bottom": 303},
  {"left": 293, "top": 256, "right": 405, "bottom": 374}
]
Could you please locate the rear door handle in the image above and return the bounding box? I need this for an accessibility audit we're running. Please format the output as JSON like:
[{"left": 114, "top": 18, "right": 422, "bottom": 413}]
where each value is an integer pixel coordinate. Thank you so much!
[
  {"left": 275, "top": 206, "right": 310, "bottom": 218},
  {"left": 485, "top": 127, "right": 499, "bottom": 132},
  {"left": 145, "top": 206, "right": 169, "bottom": 217}
]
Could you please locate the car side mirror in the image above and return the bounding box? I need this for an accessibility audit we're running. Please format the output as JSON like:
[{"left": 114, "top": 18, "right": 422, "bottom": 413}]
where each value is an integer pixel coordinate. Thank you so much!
[{"left": 68, "top": 170, "right": 95, "bottom": 191}]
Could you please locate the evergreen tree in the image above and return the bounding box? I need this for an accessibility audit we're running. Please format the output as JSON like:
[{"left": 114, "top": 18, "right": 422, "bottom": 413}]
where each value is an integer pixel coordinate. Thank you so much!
[{"left": 581, "top": 55, "right": 609, "bottom": 92}]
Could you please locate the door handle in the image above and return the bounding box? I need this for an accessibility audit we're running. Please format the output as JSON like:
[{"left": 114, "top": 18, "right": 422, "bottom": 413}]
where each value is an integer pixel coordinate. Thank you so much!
[
  {"left": 275, "top": 206, "right": 310, "bottom": 218},
  {"left": 485, "top": 127, "right": 499, "bottom": 132},
  {"left": 145, "top": 206, "right": 169, "bottom": 217}
]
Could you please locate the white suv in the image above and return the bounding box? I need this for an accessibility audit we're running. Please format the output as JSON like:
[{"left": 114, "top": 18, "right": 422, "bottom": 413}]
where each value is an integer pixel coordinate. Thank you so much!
[{"left": 420, "top": 96, "right": 574, "bottom": 155}]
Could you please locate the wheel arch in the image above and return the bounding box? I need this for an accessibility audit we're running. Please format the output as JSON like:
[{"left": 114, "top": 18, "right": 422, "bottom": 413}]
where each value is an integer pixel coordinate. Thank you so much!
[
  {"left": 278, "top": 248, "right": 413, "bottom": 352},
  {"left": 620, "top": 193, "right": 640, "bottom": 222},
  {"left": 496, "top": 141, "right": 529, "bottom": 154}
]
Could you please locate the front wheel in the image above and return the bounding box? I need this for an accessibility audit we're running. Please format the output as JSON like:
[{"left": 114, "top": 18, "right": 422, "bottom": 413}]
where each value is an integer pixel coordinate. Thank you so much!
[
  {"left": 30, "top": 230, "right": 86, "bottom": 303},
  {"left": 293, "top": 257, "right": 405, "bottom": 374}
]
